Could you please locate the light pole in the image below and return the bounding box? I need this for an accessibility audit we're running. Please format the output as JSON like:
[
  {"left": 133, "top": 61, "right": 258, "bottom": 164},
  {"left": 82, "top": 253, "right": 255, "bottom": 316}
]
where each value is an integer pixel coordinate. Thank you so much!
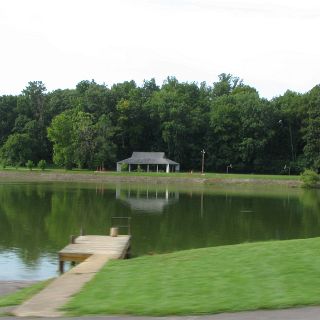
[
  {"left": 227, "top": 164, "right": 232, "bottom": 174},
  {"left": 201, "top": 149, "right": 206, "bottom": 174}
]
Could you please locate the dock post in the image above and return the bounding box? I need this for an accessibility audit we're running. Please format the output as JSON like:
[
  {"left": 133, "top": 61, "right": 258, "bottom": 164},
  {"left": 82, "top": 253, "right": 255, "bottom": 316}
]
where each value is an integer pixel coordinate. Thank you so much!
[
  {"left": 110, "top": 227, "right": 119, "bottom": 237},
  {"left": 125, "top": 245, "right": 131, "bottom": 259},
  {"left": 59, "top": 260, "right": 64, "bottom": 274},
  {"left": 70, "top": 235, "right": 76, "bottom": 244}
]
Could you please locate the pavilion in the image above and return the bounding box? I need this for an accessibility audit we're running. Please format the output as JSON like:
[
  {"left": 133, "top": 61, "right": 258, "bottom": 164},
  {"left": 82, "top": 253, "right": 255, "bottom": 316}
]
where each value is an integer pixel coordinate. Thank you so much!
[{"left": 116, "top": 152, "right": 180, "bottom": 173}]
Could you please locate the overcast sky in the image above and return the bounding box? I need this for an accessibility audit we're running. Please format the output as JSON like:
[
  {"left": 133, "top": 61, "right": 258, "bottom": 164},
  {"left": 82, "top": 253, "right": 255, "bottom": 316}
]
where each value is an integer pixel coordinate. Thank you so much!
[{"left": 0, "top": 0, "right": 319, "bottom": 99}]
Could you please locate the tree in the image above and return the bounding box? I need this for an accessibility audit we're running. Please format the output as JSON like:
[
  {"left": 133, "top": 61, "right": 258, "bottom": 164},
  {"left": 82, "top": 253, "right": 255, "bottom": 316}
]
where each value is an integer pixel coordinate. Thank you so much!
[
  {"left": 38, "top": 160, "right": 46, "bottom": 171},
  {"left": 0, "top": 95, "right": 17, "bottom": 145},
  {"left": 208, "top": 84, "right": 274, "bottom": 172},
  {"left": 272, "top": 90, "right": 306, "bottom": 166},
  {"left": 47, "top": 109, "right": 96, "bottom": 169},
  {"left": 212, "top": 73, "right": 243, "bottom": 98},
  {"left": 47, "top": 110, "right": 76, "bottom": 169},
  {"left": 15, "top": 81, "right": 51, "bottom": 162},
  {"left": 73, "top": 111, "right": 96, "bottom": 168},
  {"left": 26, "top": 160, "right": 34, "bottom": 170},
  {"left": 303, "top": 85, "right": 320, "bottom": 170},
  {"left": 93, "top": 115, "right": 116, "bottom": 170},
  {"left": 0, "top": 133, "right": 32, "bottom": 167}
]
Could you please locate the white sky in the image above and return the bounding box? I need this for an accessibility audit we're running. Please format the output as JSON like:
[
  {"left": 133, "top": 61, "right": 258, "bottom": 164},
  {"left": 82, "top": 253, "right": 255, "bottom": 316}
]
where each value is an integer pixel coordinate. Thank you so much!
[{"left": 0, "top": 0, "right": 319, "bottom": 99}]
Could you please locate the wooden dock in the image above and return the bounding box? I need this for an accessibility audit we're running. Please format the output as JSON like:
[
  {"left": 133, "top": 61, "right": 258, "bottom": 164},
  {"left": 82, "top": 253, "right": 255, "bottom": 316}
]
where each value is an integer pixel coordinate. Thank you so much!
[
  {"left": 14, "top": 233, "right": 131, "bottom": 317},
  {"left": 58, "top": 234, "right": 131, "bottom": 273}
]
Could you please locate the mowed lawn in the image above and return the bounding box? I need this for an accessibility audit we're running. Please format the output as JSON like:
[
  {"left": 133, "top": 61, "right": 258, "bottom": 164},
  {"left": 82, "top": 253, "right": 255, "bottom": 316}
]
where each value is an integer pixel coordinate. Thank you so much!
[
  {"left": 64, "top": 237, "right": 320, "bottom": 316},
  {"left": 0, "top": 167, "right": 299, "bottom": 180}
]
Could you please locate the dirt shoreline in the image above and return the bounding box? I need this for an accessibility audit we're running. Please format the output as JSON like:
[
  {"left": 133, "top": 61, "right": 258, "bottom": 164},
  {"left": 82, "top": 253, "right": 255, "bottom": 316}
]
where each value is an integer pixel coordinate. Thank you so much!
[
  {"left": 0, "top": 171, "right": 301, "bottom": 187},
  {"left": 0, "top": 281, "right": 38, "bottom": 297}
]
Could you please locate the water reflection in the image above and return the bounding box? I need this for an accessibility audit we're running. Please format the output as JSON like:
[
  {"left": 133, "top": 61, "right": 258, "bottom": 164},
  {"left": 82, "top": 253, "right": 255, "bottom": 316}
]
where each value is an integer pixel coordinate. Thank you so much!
[
  {"left": 116, "top": 184, "right": 179, "bottom": 213},
  {"left": 0, "top": 182, "right": 320, "bottom": 280}
]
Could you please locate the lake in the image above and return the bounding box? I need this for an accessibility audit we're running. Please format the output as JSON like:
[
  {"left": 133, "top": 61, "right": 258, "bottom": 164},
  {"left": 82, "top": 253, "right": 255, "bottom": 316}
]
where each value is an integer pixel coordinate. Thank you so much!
[{"left": 1, "top": 181, "right": 320, "bottom": 280}]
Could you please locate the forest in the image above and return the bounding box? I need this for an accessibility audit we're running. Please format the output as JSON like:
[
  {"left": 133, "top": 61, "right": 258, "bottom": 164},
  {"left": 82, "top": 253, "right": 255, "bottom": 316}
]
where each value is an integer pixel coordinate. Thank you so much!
[{"left": 0, "top": 73, "right": 319, "bottom": 174}]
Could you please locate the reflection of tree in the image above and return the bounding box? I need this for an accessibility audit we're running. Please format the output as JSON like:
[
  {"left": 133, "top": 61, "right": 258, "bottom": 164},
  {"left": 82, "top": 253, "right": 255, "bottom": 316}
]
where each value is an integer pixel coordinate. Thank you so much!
[
  {"left": 131, "top": 190, "right": 320, "bottom": 256},
  {"left": 1, "top": 182, "right": 320, "bottom": 267},
  {"left": 0, "top": 183, "right": 127, "bottom": 265},
  {"left": 0, "top": 183, "right": 52, "bottom": 264},
  {"left": 46, "top": 186, "right": 121, "bottom": 247},
  {"left": 299, "top": 190, "right": 320, "bottom": 236}
]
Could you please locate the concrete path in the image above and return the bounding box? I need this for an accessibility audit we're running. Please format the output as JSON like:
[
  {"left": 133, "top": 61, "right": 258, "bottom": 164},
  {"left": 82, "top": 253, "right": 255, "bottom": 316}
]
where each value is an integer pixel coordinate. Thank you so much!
[
  {"left": 13, "top": 255, "right": 110, "bottom": 317},
  {"left": 3, "top": 306, "right": 320, "bottom": 319}
]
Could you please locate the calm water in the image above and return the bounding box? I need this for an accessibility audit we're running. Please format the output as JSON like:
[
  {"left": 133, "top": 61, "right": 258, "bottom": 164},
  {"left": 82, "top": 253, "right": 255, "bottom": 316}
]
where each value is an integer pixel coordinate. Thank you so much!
[{"left": 1, "top": 181, "right": 320, "bottom": 280}]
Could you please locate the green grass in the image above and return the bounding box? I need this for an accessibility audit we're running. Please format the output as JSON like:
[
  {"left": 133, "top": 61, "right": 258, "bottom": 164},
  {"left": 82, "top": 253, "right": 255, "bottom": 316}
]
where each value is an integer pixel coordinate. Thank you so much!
[
  {"left": 65, "top": 237, "right": 320, "bottom": 316},
  {"left": 0, "top": 280, "right": 51, "bottom": 307},
  {"left": 105, "top": 171, "right": 299, "bottom": 180},
  {"left": 0, "top": 167, "right": 299, "bottom": 180}
]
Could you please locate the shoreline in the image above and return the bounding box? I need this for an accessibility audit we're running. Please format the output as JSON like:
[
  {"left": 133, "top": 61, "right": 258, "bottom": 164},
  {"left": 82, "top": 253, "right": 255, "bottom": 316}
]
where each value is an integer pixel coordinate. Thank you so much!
[
  {"left": 0, "top": 281, "right": 38, "bottom": 298},
  {"left": 0, "top": 171, "right": 301, "bottom": 187}
]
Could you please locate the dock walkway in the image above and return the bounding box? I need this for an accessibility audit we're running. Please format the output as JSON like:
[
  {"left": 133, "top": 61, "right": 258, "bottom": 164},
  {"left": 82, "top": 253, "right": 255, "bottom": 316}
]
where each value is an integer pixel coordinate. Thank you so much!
[{"left": 13, "top": 235, "right": 131, "bottom": 317}]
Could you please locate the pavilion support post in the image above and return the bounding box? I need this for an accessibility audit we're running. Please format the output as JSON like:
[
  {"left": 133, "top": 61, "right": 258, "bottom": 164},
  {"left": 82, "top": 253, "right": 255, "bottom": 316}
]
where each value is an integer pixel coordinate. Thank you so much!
[
  {"left": 166, "top": 164, "right": 170, "bottom": 173},
  {"left": 129, "top": 164, "right": 131, "bottom": 172},
  {"left": 147, "top": 164, "right": 149, "bottom": 172},
  {"left": 157, "top": 165, "right": 159, "bottom": 173}
]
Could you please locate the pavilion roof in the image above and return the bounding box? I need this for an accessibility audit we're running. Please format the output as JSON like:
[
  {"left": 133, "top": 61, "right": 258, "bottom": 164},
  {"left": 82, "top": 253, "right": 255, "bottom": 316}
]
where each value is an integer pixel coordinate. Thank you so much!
[{"left": 117, "top": 152, "right": 179, "bottom": 165}]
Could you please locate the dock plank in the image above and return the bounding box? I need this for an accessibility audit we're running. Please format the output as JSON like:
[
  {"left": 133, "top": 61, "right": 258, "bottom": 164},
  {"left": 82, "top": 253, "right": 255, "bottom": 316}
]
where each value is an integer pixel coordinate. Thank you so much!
[{"left": 59, "top": 235, "right": 130, "bottom": 261}]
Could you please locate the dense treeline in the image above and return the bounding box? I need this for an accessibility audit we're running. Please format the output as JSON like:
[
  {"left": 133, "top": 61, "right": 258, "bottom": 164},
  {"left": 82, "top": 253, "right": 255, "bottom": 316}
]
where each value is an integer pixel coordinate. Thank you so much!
[{"left": 0, "top": 74, "right": 319, "bottom": 173}]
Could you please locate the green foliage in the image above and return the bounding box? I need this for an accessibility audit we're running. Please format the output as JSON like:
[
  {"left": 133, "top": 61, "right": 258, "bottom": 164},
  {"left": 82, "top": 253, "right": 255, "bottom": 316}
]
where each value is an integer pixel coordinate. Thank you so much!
[
  {"left": 121, "top": 163, "right": 128, "bottom": 171},
  {"left": 136, "top": 164, "right": 143, "bottom": 172},
  {"left": 303, "top": 85, "right": 320, "bottom": 170},
  {"left": 47, "top": 110, "right": 76, "bottom": 169},
  {"left": 0, "top": 75, "right": 319, "bottom": 173},
  {"left": 26, "top": 160, "right": 34, "bottom": 170},
  {"left": 0, "top": 133, "right": 32, "bottom": 167},
  {"left": 300, "top": 169, "right": 320, "bottom": 188},
  {"left": 48, "top": 110, "right": 116, "bottom": 170},
  {"left": 0, "top": 159, "right": 7, "bottom": 169},
  {"left": 38, "top": 159, "right": 46, "bottom": 170}
]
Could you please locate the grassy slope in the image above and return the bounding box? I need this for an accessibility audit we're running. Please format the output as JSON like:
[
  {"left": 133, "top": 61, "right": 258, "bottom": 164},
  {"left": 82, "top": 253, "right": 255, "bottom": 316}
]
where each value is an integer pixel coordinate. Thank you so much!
[
  {"left": 65, "top": 237, "right": 320, "bottom": 316},
  {"left": 0, "top": 280, "right": 50, "bottom": 307},
  {"left": 0, "top": 167, "right": 299, "bottom": 180}
]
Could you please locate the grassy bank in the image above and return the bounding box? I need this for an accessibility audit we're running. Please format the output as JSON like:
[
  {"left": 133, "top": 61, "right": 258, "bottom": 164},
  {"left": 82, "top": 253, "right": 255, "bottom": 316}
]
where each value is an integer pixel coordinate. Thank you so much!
[
  {"left": 0, "top": 168, "right": 300, "bottom": 186},
  {"left": 65, "top": 237, "right": 320, "bottom": 316}
]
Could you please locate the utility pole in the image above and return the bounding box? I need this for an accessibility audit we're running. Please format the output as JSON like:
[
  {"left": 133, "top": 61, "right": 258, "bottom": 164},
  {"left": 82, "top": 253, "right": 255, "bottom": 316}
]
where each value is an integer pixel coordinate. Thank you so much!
[{"left": 201, "top": 149, "right": 205, "bottom": 174}]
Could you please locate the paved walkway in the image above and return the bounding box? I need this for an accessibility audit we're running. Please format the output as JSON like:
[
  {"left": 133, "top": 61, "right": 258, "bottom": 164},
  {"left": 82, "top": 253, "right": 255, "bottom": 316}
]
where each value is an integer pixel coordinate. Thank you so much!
[{"left": 13, "top": 254, "right": 110, "bottom": 317}]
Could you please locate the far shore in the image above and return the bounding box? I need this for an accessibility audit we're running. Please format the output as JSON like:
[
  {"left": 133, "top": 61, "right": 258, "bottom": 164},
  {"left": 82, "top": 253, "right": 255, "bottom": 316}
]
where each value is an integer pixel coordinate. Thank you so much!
[{"left": 0, "top": 170, "right": 301, "bottom": 187}]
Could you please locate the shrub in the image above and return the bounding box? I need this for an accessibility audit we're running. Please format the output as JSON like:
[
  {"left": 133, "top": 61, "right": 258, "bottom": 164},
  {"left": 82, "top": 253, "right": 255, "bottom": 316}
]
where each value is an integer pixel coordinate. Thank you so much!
[
  {"left": 26, "top": 160, "right": 34, "bottom": 171},
  {"left": 0, "top": 159, "right": 7, "bottom": 169},
  {"left": 136, "top": 165, "right": 144, "bottom": 172},
  {"left": 121, "top": 163, "right": 128, "bottom": 171},
  {"left": 38, "top": 160, "right": 46, "bottom": 171},
  {"left": 300, "top": 169, "right": 320, "bottom": 188}
]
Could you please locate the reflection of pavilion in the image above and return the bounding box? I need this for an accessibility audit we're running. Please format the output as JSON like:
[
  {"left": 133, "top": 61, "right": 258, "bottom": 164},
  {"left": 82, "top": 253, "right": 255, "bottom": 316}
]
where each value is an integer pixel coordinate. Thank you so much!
[{"left": 116, "top": 185, "right": 179, "bottom": 213}]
